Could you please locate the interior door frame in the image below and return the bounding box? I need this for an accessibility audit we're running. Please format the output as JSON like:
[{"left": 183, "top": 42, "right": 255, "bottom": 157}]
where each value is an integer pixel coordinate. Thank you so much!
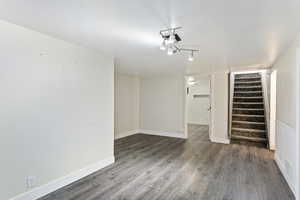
[
  {"left": 269, "top": 69, "right": 277, "bottom": 150},
  {"left": 229, "top": 69, "right": 270, "bottom": 140},
  {"left": 184, "top": 74, "right": 212, "bottom": 139}
]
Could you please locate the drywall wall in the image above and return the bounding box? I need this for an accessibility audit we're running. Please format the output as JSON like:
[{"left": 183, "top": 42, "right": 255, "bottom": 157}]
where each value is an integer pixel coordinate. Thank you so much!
[
  {"left": 115, "top": 73, "right": 140, "bottom": 139},
  {"left": 139, "top": 76, "right": 185, "bottom": 137},
  {"left": 210, "top": 72, "right": 230, "bottom": 144},
  {"left": 187, "top": 79, "right": 210, "bottom": 125},
  {"left": 0, "top": 20, "right": 114, "bottom": 200},
  {"left": 272, "top": 35, "right": 300, "bottom": 197}
]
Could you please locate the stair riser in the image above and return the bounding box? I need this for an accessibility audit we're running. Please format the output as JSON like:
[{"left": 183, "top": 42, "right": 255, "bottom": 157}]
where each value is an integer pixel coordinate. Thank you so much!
[
  {"left": 234, "top": 87, "right": 262, "bottom": 92},
  {"left": 235, "top": 73, "right": 260, "bottom": 78},
  {"left": 231, "top": 130, "right": 266, "bottom": 138},
  {"left": 235, "top": 77, "right": 261, "bottom": 82},
  {"left": 233, "top": 109, "right": 264, "bottom": 115},
  {"left": 232, "top": 115, "right": 265, "bottom": 122},
  {"left": 234, "top": 92, "right": 263, "bottom": 97},
  {"left": 232, "top": 122, "right": 265, "bottom": 130},
  {"left": 235, "top": 82, "right": 261, "bottom": 87},
  {"left": 233, "top": 98, "right": 263, "bottom": 103},
  {"left": 233, "top": 104, "right": 264, "bottom": 109}
]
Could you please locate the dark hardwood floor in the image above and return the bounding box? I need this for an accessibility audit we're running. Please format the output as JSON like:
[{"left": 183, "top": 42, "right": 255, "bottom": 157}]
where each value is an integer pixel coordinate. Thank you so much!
[{"left": 40, "top": 125, "right": 294, "bottom": 200}]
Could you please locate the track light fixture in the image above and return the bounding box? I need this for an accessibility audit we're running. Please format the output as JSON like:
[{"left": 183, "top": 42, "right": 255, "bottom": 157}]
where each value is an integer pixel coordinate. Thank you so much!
[{"left": 159, "top": 27, "right": 199, "bottom": 61}]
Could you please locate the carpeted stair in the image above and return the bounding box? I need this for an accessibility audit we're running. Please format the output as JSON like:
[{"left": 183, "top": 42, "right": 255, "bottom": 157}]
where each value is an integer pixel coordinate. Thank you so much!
[{"left": 231, "top": 73, "right": 268, "bottom": 147}]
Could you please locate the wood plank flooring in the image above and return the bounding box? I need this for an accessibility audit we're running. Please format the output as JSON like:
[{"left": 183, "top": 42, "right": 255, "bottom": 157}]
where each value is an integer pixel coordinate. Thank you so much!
[{"left": 39, "top": 125, "right": 294, "bottom": 200}]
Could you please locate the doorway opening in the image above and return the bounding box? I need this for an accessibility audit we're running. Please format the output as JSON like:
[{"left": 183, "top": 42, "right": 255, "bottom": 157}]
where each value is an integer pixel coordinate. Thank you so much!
[
  {"left": 229, "top": 69, "right": 274, "bottom": 148},
  {"left": 184, "top": 75, "right": 211, "bottom": 139}
]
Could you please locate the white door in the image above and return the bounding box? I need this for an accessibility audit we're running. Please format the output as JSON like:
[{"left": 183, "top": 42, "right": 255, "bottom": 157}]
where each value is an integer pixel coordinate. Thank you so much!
[
  {"left": 188, "top": 94, "right": 210, "bottom": 125},
  {"left": 187, "top": 78, "right": 211, "bottom": 126}
]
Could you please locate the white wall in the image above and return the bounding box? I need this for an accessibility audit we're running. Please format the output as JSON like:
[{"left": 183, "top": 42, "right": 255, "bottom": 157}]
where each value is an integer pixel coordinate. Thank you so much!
[
  {"left": 115, "top": 73, "right": 140, "bottom": 139},
  {"left": 0, "top": 20, "right": 114, "bottom": 200},
  {"left": 272, "top": 35, "right": 300, "bottom": 197},
  {"left": 187, "top": 79, "right": 210, "bottom": 125},
  {"left": 139, "top": 76, "right": 185, "bottom": 137},
  {"left": 210, "top": 72, "right": 230, "bottom": 144}
]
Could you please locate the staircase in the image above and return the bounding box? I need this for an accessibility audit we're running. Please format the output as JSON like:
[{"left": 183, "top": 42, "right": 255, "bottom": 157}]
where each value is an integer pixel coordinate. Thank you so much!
[{"left": 230, "top": 72, "right": 268, "bottom": 147}]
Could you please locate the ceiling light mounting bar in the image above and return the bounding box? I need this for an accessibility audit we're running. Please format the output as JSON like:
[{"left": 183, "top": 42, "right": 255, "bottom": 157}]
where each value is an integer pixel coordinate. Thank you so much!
[
  {"left": 178, "top": 48, "right": 200, "bottom": 53},
  {"left": 159, "top": 26, "right": 182, "bottom": 36}
]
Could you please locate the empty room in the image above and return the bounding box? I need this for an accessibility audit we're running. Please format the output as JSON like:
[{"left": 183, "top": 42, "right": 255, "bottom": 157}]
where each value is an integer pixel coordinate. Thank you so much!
[{"left": 1, "top": 1, "right": 300, "bottom": 200}]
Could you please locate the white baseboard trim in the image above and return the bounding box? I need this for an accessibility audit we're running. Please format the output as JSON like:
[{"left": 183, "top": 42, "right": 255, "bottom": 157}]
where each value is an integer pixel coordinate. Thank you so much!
[
  {"left": 139, "top": 129, "right": 187, "bottom": 139},
  {"left": 10, "top": 156, "right": 115, "bottom": 200},
  {"left": 210, "top": 136, "right": 230, "bottom": 144},
  {"left": 188, "top": 122, "right": 209, "bottom": 126},
  {"left": 115, "top": 130, "right": 138, "bottom": 139},
  {"left": 274, "top": 153, "right": 296, "bottom": 196}
]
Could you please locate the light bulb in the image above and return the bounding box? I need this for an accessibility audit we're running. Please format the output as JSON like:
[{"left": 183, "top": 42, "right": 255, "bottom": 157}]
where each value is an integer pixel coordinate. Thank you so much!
[
  {"left": 188, "top": 76, "right": 195, "bottom": 82},
  {"left": 188, "top": 52, "right": 194, "bottom": 61},
  {"left": 188, "top": 56, "right": 194, "bottom": 61},
  {"left": 160, "top": 40, "right": 166, "bottom": 50},
  {"left": 167, "top": 47, "right": 174, "bottom": 55},
  {"left": 188, "top": 81, "right": 196, "bottom": 86},
  {"left": 167, "top": 44, "right": 177, "bottom": 55}
]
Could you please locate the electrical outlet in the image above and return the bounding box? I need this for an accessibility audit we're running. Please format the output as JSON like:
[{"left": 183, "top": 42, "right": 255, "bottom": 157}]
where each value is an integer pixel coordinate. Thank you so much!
[{"left": 26, "top": 176, "right": 36, "bottom": 189}]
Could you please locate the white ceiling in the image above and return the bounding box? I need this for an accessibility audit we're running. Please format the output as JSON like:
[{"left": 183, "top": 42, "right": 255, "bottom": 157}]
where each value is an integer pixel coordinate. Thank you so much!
[{"left": 0, "top": 0, "right": 299, "bottom": 76}]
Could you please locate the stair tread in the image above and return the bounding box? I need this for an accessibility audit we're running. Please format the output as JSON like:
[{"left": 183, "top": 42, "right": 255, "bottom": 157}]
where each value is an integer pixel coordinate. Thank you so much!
[
  {"left": 234, "top": 77, "right": 261, "bottom": 82},
  {"left": 233, "top": 108, "right": 264, "bottom": 110},
  {"left": 233, "top": 102, "right": 264, "bottom": 104},
  {"left": 235, "top": 79, "right": 261, "bottom": 82},
  {"left": 232, "top": 114, "right": 264, "bottom": 117},
  {"left": 234, "top": 78, "right": 261, "bottom": 84},
  {"left": 235, "top": 86, "right": 262, "bottom": 89},
  {"left": 232, "top": 120, "right": 265, "bottom": 124},
  {"left": 235, "top": 81, "right": 261, "bottom": 83},
  {"left": 236, "top": 73, "right": 259, "bottom": 75},
  {"left": 231, "top": 135, "right": 267, "bottom": 142},
  {"left": 235, "top": 76, "right": 260, "bottom": 79},
  {"left": 234, "top": 96, "right": 263, "bottom": 98},
  {"left": 235, "top": 75, "right": 260, "bottom": 77},
  {"left": 231, "top": 127, "right": 266, "bottom": 133},
  {"left": 234, "top": 91, "right": 263, "bottom": 93}
]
